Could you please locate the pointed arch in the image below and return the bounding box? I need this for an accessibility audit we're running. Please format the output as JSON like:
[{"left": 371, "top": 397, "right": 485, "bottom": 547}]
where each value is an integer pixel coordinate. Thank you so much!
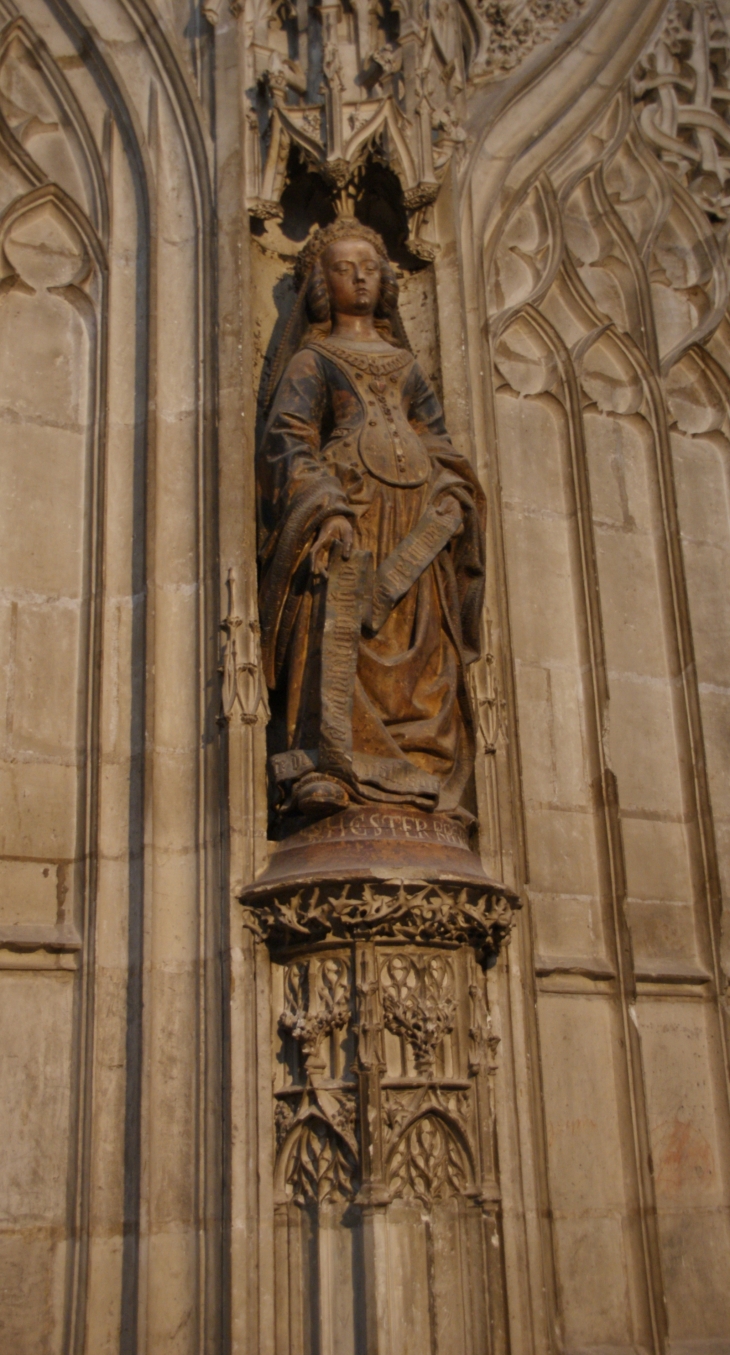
[
  {"left": 0, "top": 15, "right": 108, "bottom": 239},
  {"left": 0, "top": 177, "right": 106, "bottom": 274},
  {"left": 386, "top": 1107, "right": 475, "bottom": 1203}
]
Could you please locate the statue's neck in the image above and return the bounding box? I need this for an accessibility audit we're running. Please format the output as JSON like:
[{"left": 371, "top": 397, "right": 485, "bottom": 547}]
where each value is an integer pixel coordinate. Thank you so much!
[
  {"left": 324, "top": 334, "right": 394, "bottom": 353},
  {"left": 330, "top": 313, "right": 379, "bottom": 341}
]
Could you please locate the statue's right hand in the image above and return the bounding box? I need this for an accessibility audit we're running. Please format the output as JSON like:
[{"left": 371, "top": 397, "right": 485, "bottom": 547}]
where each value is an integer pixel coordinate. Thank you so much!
[{"left": 310, "top": 515, "right": 354, "bottom": 579}]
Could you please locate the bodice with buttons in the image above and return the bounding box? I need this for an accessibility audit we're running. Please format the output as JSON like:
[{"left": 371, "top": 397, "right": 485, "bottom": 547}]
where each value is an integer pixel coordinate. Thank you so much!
[{"left": 309, "top": 337, "right": 431, "bottom": 488}]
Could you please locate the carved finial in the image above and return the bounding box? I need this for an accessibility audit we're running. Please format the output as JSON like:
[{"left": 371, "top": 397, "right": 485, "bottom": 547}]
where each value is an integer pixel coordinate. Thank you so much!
[{"left": 219, "top": 567, "right": 269, "bottom": 725}]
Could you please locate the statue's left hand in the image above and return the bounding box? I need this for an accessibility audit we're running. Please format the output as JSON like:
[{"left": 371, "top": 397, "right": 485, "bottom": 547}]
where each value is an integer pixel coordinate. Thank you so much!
[{"left": 310, "top": 514, "right": 354, "bottom": 579}]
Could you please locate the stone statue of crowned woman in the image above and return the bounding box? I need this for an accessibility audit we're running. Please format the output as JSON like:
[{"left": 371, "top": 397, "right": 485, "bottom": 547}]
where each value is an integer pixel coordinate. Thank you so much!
[{"left": 257, "top": 218, "right": 486, "bottom": 831}]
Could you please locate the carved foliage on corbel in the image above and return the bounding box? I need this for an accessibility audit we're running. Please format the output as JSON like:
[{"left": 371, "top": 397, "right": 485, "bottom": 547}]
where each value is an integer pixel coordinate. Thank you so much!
[{"left": 246, "top": 878, "right": 520, "bottom": 960}]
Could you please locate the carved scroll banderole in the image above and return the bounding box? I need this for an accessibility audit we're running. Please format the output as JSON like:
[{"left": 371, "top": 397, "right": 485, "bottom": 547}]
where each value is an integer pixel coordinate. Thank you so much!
[
  {"left": 318, "top": 502, "right": 462, "bottom": 791},
  {"left": 319, "top": 544, "right": 373, "bottom": 776},
  {"left": 367, "top": 495, "right": 463, "bottom": 633}
]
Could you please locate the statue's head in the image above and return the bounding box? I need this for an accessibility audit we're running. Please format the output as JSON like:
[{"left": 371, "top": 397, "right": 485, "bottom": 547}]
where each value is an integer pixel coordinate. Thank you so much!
[
  {"left": 264, "top": 219, "right": 407, "bottom": 409},
  {"left": 298, "top": 218, "right": 399, "bottom": 326}
]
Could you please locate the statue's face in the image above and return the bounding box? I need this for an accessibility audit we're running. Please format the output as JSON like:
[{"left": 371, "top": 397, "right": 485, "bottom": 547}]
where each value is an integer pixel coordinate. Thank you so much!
[{"left": 321, "top": 238, "right": 381, "bottom": 317}]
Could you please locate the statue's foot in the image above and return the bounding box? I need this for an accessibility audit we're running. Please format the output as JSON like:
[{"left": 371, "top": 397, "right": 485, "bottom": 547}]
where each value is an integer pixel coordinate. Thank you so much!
[{"left": 293, "top": 775, "right": 349, "bottom": 816}]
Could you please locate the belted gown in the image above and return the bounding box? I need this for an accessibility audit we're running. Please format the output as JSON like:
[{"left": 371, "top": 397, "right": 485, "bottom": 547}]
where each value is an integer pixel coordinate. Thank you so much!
[{"left": 256, "top": 333, "right": 486, "bottom": 814}]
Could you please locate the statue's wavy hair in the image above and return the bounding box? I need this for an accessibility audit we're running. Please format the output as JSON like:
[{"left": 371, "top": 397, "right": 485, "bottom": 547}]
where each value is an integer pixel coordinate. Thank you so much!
[{"left": 264, "top": 218, "right": 411, "bottom": 411}]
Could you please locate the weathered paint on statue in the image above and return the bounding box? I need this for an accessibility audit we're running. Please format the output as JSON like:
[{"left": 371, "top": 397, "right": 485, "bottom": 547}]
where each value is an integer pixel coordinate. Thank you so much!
[{"left": 256, "top": 220, "right": 486, "bottom": 823}]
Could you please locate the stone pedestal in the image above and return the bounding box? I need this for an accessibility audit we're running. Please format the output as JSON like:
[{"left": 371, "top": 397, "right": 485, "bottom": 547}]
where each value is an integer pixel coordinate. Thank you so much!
[
  {"left": 242, "top": 806, "right": 516, "bottom": 954},
  {"left": 241, "top": 808, "right": 519, "bottom": 1354}
]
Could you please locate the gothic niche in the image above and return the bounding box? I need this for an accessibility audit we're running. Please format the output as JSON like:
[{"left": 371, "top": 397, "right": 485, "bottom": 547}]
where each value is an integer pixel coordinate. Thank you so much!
[
  {"left": 240, "top": 207, "right": 518, "bottom": 1352},
  {"left": 242, "top": 0, "right": 470, "bottom": 259}
]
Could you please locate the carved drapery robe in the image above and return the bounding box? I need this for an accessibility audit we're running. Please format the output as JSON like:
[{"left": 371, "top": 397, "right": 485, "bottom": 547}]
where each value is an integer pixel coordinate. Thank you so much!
[{"left": 257, "top": 334, "right": 486, "bottom": 814}]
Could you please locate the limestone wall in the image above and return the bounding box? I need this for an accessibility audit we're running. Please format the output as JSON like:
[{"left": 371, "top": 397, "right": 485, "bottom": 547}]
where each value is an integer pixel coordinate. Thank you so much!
[{"left": 0, "top": 0, "right": 728, "bottom": 1352}]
